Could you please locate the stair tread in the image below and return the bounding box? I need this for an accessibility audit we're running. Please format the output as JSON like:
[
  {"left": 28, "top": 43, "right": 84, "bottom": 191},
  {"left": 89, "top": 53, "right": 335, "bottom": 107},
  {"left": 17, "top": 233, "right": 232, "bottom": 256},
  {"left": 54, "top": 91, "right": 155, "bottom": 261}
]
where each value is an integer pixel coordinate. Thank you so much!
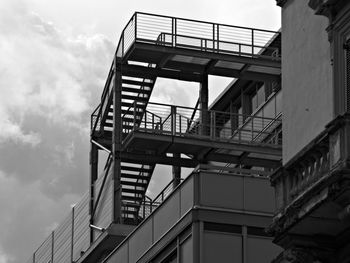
[
  {"left": 122, "top": 87, "right": 152, "bottom": 94},
  {"left": 121, "top": 181, "right": 148, "bottom": 186},
  {"left": 122, "top": 195, "right": 143, "bottom": 201},
  {"left": 121, "top": 166, "right": 153, "bottom": 173},
  {"left": 122, "top": 79, "right": 154, "bottom": 87},
  {"left": 122, "top": 188, "right": 145, "bottom": 194},
  {"left": 121, "top": 173, "right": 150, "bottom": 180},
  {"left": 122, "top": 94, "right": 149, "bottom": 102}
]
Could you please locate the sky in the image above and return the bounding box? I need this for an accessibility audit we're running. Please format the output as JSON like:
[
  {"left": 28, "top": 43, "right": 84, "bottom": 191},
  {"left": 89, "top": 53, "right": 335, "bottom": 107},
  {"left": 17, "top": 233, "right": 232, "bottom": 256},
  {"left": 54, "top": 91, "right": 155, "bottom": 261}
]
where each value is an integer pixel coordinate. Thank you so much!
[{"left": 0, "top": 1, "right": 280, "bottom": 262}]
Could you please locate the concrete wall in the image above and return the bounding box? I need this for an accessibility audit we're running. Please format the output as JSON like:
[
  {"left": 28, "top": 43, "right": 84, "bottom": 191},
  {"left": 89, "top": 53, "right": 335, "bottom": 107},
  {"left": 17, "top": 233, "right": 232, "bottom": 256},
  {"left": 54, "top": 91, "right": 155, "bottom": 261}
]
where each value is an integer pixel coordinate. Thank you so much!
[{"left": 282, "top": 0, "right": 333, "bottom": 163}]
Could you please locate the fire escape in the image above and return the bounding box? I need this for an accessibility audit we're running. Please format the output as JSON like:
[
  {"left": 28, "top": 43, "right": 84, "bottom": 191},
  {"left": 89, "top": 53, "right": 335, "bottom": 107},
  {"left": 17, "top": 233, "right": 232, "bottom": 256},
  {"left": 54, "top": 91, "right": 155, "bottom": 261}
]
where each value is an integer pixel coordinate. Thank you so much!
[{"left": 89, "top": 12, "right": 282, "bottom": 230}]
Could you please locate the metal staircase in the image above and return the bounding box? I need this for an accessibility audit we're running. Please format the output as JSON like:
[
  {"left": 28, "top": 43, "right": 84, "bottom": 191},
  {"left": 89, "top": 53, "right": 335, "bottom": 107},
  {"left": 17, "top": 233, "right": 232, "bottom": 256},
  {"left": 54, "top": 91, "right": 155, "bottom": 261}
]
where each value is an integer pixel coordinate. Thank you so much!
[
  {"left": 91, "top": 61, "right": 157, "bottom": 223},
  {"left": 90, "top": 11, "right": 282, "bottom": 226}
]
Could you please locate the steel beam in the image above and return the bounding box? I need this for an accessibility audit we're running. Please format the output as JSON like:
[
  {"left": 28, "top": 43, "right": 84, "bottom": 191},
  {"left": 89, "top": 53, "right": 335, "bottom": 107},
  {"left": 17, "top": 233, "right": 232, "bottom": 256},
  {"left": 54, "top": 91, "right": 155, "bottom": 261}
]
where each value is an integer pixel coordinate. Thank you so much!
[
  {"left": 133, "top": 42, "right": 281, "bottom": 68},
  {"left": 199, "top": 74, "right": 209, "bottom": 136},
  {"left": 120, "top": 152, "right": 198, "bottom": 167},
  {"left": 122, "top": 64, "right": 202, "bottom": 82},
  {"left": 89, "top": 142, "right": 98, "bottom": 242},
  {"left": 113, "top": 59, "right": 122, "bottom": 224},
  {"left": 172, "top": 153, "right": 181, "bottom": 186}
]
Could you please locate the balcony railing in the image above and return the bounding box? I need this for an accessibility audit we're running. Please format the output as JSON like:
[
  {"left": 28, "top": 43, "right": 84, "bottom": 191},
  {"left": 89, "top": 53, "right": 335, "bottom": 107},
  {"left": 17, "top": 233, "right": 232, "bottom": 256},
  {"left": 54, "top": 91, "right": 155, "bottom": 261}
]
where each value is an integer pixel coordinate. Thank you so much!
[
  {"left": 116, "top": 12, "right": 280, "bottom": 59},
  {"left": 272, "top": 133, "right": 330, "bottom": 212},
  {"left": 123, "top": 101, "right": 282, "bottom": 146},
  {"left": 137, "top": 178, "right": 184, "bottom": 220}
]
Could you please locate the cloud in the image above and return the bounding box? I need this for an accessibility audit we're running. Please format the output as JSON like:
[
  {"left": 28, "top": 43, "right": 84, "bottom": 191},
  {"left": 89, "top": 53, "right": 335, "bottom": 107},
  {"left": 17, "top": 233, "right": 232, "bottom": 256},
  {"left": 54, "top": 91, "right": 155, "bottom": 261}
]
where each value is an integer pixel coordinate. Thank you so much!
[
  {"left": 0, "top": 171, "right": 80, "bottom": 263},
  {"left": 0, "top": 0, "right": 115, "bottom": 262}
]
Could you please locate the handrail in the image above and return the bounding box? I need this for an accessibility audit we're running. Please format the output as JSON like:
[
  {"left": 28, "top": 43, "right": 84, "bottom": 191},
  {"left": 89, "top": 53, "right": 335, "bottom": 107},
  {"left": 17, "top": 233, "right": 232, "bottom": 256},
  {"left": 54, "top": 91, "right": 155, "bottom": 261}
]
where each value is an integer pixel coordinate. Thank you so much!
[
  {"left": 188, "top": 98, "right": 200, "bottom": 129},
  {"left": 134, "top": 11, "right": 279, "bottom": 34},
  {"left": 137, "top": 177, "right": 184, "bottom": 221},
  {"left": 156, "top": 32, "right": 279, "bottom": 57}
]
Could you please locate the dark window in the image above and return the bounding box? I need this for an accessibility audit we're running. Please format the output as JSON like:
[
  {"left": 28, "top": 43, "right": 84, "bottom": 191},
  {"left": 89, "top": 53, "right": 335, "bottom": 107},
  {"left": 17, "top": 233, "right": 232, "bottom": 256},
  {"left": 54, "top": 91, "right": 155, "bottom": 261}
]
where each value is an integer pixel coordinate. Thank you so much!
[
  {"left": 204, "top": 222, "right": 242, "bottom": 234},
  {"left": 247, "top": 226, "right": 269, "bottom": 237}
]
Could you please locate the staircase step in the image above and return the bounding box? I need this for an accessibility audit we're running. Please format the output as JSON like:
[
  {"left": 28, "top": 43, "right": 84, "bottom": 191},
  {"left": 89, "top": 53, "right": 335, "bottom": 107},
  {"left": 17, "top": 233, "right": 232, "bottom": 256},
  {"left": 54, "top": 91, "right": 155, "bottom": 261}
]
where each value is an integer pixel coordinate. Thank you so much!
[
  {"left": 122, "top": 188, "right": 145, "bottom": 194},
  {"left": 121, "top": 109, "right": 144, "bottom": 115},
  {"left": 121, "top": 101, "right": 147, "bottom": 108},
  {"left": 122, "top": 94, "right": 149, "bottom": 102},
  {"left": 122, "top": 202, "right": 141, "bottom": 208},
  {"left": 122, "top": 195, "right": 143, "bottom": 201},
  {"left": 121, "top": 166, "right": 152, "bottom": 173},
  {"left": 122, "top": 209, "right": 138, "bottom": 215},
  {"left": 122, "top": 79, "right": 153, "bottom": 87},
  {"left": 121, "top": 173, "right": 149, "bottom": 180},
  {"left": 122, "top": 87, "right": 152, "bottom": 95},
  {"left": 121, "top": 181, "right": 148, "bottom": 187}
]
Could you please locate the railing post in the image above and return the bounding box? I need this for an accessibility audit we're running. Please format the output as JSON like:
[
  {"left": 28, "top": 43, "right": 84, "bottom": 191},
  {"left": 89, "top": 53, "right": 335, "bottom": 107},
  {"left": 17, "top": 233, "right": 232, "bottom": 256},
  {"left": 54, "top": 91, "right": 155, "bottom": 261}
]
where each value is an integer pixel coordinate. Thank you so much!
[
  {"left": 179, "top": 115, "right": 182, "bottom": 134},
  {"left": 251, "top": 29, "right": 254, "bottom": 56},
  {"left": 172, "top": 18, "right": 175, "bottom": 47},
  {"left": 199, "top": 74, "right": 209, "bottom": 136},
  {"left": 216, "top": 24, "right": 220, "bottom": 51},
  {"left": 134, "top": 13, "right": 137, "bottom": 41},
  {"left": 212, "top": 23, "right": 215, "bottom": 51},
  {"left": 71, "top": 206, "right": 75, "bottom": 263},
  {"left": 51, "top": 231, "right": 54, "bottom": 263},
  {"left": 171, "top": 106, "right": 176, "bottom": 135}
]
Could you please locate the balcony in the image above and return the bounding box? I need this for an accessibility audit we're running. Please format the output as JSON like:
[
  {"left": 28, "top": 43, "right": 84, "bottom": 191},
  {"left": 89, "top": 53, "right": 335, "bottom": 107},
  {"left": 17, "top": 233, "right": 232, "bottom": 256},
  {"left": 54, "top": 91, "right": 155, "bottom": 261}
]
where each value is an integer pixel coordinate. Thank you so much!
[
  {"left": 115, "top": 12, "right": 281, "bottom": 82},
  {"left": 119, "top": 101, "right": 282, "bottom": 166},
  {"left": 104, "top": 164, "right": 281, "bottom": 263},
  {"left": 269, "top": 114, "right": 350, "bottom": 253}
]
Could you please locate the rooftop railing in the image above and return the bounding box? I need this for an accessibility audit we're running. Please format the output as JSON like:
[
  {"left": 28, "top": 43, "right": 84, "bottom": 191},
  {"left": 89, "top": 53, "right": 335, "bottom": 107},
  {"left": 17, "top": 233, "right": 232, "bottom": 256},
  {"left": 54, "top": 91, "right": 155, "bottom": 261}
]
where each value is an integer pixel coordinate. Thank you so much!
[
  {"left": 123, "top": 101, "right": 282, "bottom": 146},
  {"left": 117, "top": 12, "right": 280, "bottom": 59}
]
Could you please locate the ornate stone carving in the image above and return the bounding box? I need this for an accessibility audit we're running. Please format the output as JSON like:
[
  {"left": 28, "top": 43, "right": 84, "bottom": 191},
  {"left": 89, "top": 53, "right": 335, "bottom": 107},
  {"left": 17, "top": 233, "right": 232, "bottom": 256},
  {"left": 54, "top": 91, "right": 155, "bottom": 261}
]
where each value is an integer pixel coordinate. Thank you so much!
[{"left": 274, "top": 247, "right": 324, "bottom": 263}]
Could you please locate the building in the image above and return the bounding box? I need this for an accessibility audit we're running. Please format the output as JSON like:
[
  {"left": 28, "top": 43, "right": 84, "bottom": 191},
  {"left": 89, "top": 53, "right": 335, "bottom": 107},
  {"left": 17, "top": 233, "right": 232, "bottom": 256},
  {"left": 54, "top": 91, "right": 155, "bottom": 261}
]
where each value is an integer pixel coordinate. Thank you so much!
[
  {"left": 26, "top": 12, "right": 284, "bottom": 263},
  {"left": 269, "top": 0, "right": 350, "bottom": 262}
]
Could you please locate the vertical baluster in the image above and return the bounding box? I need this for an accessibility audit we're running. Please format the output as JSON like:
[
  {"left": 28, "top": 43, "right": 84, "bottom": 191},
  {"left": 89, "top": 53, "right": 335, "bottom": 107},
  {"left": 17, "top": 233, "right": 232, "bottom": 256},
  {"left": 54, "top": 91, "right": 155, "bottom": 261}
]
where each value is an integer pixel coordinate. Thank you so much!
[
  {"left": 179, "top": 115, "right": 182, "bottom": 134},
  {"left": 251, "top": 29, "right": 254, "bottom": 56},
  {"left": 217, "top": 24, "right": 220, "bottom": 51}
]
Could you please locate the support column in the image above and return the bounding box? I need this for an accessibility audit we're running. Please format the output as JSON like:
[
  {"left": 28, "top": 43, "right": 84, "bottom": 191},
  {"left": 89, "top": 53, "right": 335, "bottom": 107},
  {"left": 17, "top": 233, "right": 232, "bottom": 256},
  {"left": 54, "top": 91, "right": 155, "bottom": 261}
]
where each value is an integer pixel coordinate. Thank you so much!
[
  {"left": 172, "top": 153, "right": 181, "bottom": 187},
  {"left": 199, "top": 74, "right": 209, "bottom": 136},
  {"left": 89, "top": 142, "right": 98, "bottom": 242},
  {"left": 113, "top": 59, "right": 123, "bottom": 224}
]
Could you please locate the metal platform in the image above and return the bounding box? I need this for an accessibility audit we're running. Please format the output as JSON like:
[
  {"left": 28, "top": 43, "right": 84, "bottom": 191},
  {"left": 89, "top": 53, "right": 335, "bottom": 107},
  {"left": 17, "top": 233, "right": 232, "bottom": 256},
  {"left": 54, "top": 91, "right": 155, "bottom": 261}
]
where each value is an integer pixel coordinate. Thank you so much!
[{"left": 117, "top": 12, "right": 281, "bottom": 82}]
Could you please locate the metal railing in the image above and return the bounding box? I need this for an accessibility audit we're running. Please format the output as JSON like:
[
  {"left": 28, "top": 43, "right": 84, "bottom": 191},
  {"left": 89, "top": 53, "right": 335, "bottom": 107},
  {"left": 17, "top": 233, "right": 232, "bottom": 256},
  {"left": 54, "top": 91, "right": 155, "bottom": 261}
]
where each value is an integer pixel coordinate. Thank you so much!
[
  {"left": 117, "top": 12, "right": 280, "bottom": 59},
  {"left": 125, "top": 101, "right": 282, "bottom": 145},
  {"left": 138, "top": 178, "right": 184, "bottom": 220}
]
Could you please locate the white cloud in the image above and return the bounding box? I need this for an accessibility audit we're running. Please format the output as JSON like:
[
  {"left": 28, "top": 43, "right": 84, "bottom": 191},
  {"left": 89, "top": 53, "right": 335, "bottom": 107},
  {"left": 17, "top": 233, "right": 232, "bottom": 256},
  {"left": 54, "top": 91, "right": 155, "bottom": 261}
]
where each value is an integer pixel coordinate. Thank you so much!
[{"left": 0, "top": 0, "right": 114, "bottom": 146}]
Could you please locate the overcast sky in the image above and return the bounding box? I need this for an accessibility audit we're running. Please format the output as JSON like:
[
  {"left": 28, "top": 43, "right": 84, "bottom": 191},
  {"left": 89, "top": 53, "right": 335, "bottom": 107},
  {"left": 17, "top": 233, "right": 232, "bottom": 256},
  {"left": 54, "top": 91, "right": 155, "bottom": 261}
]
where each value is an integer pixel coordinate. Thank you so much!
[{"left": 0, "top": 1, "right": 280, "bottom": 262}]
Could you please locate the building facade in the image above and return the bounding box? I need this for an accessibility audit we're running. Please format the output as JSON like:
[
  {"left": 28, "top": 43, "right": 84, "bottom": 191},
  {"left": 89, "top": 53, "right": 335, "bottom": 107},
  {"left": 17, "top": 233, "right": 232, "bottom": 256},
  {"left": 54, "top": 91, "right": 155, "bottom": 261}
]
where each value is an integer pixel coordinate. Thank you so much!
[
  {"left": 26, "top": 12, "right": 284, "bottom": 263},
  {"left": 270, "top": 0, "right": 350, "bottom": 262}
]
